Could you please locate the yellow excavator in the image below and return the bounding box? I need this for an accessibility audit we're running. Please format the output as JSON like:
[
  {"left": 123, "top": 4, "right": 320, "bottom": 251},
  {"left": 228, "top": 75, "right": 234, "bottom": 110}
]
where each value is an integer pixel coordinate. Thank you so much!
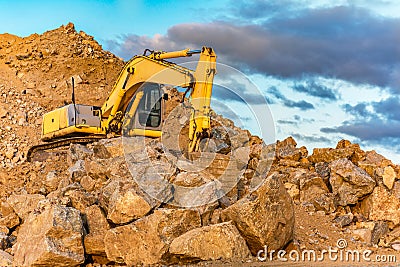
[{"left": 27, "top": 47, "right": 217, "bottom": 160}]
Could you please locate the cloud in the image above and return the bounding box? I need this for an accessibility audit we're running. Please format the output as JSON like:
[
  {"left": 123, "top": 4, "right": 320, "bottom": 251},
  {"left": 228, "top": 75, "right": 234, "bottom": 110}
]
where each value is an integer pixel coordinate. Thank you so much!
[
  {"left": 211, "top": 82, "right": 270, "bottom": 105},
  {"left": 277, "top": 119, "right": 298, "bottom": 126},
  {"left": 267, "top": 86, "right": 315, "bottom": 110},
  {"left": 228, "top": 0, "right": 303, "bottom": 21},
  {"left": 292, "top": 81, "right": 338, "bottom": 101},
  {"left": 291, "top": 133, "right": 333, "bottom": 144},
  {"left": 321, "top": 119, "right": 400, "bottom": 140},
  {"left": 277, "top": 114, "right": 316, "bottom": 127},
  {"left": 372, "top": 96, "right": 400, "bottom": 121},
  {"left": 284, "top": 99, "right": 315, "bottom": 110},
  {"left": 342, "top": 96, "right": 400, "bottom": 121},
  {"left": 342, "top": 103, "right": 373, "bottom": 118},
  {"left": 109, "top": 5, "right": 400, "bottom": 93},
  {"left": 330, "top": 96, "right": 400, "bottom": 152}
]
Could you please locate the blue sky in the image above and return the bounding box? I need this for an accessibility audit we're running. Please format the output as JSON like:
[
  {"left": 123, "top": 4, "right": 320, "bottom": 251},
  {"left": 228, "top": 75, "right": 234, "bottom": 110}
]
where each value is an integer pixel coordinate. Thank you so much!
[{"left": 1, "top": 0, "right": 400, "bottom": 162}]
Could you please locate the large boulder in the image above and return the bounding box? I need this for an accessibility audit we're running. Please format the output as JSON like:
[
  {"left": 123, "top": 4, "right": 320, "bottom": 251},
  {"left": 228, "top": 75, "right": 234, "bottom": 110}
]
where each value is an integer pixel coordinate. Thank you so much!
[
  {"left": 7, "top": 193, "right": 45, "bottom": 221},
  {"left": 221, "top": 172, "right": 294, "bottom": 254},
  {"left": 329, "top": 158, "right": 375, "bottom": 206},
  {"left": 169, "top": 221, "right": 251, "bottom": 261},
  {"left": 382, "top": 166, "right": 396, "bottom": 190},
  {"left": 83, "top": 205, "right": 110, "bottom": 263},
  {"left": 62, "top": 184, "right": 97, "bottom": 213},
  {"left": 104, "top": 209, "right": 201, "bottom": 265},
  {"left": 299, "top": 176, "right": 329, "bottom": 203},
  {"left": 360, "top": 186, "right": 400, "bottom": 226},
  {"left": 13, "top": 204, "right": 85, "bottom": 266},
  {"left": 299, "top": 176, "right": 335, "bottom": 213},
  {"left": 107, "top": 186, "right": 152, "bottom": 224}
]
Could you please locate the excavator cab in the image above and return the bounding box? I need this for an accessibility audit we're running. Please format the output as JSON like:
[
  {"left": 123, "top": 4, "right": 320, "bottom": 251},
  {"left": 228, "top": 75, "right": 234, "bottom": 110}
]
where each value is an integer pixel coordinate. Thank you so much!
[{"left": 122, "top": 82, "right": 166, "bottom": 137}]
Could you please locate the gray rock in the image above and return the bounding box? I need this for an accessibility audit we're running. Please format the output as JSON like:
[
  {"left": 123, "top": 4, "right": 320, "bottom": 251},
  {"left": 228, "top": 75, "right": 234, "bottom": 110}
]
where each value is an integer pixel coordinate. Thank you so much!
[
  {"left": 371, "top": 221, "right": 389, "bottom": 245},
  {"left": 334, "top": 213, "right": 353, "bottom": 227},
  {"left": 68, "top": 159, "right": 86, "bottom": 180},
  {"left": 329, "top": 158, "right": 375, "bottom": 206},
  {"left": 67, "top": 144, "right": 93, "bottom": 165}
]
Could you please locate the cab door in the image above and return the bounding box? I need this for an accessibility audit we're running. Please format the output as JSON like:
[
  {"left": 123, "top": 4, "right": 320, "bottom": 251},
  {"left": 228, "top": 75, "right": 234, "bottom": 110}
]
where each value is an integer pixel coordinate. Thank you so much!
[{"left": 123, "top": 82, "right": 164, "bottom": 137}]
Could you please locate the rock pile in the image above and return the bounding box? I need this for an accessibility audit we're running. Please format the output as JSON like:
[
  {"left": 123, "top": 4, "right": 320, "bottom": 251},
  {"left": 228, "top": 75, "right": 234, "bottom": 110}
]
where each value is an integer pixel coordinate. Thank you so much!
[
  {"left": 273, "top": 137, "right": 400, "bottom": 249},
  {"left": 0, "top": 125, "right": 293, "bottom": 266},
  {"left": 0, "top": 23, "right": 399, "bottom": 266}
]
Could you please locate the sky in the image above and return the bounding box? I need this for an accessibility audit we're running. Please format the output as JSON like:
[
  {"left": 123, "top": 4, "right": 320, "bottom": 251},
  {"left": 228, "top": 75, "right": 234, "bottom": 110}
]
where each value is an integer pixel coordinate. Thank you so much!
[{"left": 1, "top": 0, "right": 400, "bottom": 162}]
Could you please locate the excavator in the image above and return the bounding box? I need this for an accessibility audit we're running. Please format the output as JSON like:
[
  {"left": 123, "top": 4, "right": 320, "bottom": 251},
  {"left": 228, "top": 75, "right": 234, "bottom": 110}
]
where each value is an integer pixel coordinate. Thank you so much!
[{"left": 27, "top": 47, "right": 217, "bottom": 161}]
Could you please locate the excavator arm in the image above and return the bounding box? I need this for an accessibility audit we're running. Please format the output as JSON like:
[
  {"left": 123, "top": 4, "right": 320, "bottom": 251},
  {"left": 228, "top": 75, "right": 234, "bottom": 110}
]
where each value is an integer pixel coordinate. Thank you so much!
[{"left": 188, "top": 47, "right": 217, "bottom": 152}]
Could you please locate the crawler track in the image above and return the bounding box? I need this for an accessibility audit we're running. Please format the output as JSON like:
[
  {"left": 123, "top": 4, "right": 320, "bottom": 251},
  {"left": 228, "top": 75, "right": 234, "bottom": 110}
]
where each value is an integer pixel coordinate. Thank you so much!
[{"left": 27, "top": 136, "right": 105, "bottom": 162}]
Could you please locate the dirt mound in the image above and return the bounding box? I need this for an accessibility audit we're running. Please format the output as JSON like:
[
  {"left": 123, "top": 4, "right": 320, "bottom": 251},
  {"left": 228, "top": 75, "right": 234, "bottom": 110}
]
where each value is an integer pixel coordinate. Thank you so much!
[{"left": 0, "top": 22, "right": 124, "bottom": 169}]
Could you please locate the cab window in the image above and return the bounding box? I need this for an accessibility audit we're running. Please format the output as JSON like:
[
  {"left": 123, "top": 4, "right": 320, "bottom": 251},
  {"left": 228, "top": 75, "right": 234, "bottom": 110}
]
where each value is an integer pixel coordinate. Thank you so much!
[{"left": 137, "top": 83, "right": 162, "bottom": 128}]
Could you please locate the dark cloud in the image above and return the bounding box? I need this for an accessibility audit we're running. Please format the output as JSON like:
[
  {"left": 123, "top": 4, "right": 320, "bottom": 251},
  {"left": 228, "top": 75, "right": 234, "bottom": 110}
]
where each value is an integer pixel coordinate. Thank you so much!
[
  {"left": 228, "top": 0, "right": 301, "bottom": 21},
  {"left": 342, "top": 103, "right": 372, "bottom": 118},
  {"left": 267, "top": 86, "right": 315, "bottom": 110},
  {"left": 291, "top": 133, "right": 333, "bottom": 144},
  {"left": 284, "top": 99, "right": 314, "bottom": 110},
  {"left": 267, "top": 86, "right": 286, "bottom": 100},
  {"left": 277, "top": 119, "right": 298, "bottom": 126},
  {"left": 331, "top": 96, "right": 400, "bottom": 152},
  {"left": 321, "top": 119, "right": 400, "bottom": 140},
  {"left": 109, "top": 5, "right": 400, "bottom": 92},
  {"left": 211, "top": 84, "right": 270, "bottom": 105},
  {"left": 292, "top": 81, "right": 338, "bottom": 101},
  {"left": 372, "top": 97, "right": 400, "bottom": 121},
  {"left": 341, "top": 96, "right": 400, "bottom": 121}
]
